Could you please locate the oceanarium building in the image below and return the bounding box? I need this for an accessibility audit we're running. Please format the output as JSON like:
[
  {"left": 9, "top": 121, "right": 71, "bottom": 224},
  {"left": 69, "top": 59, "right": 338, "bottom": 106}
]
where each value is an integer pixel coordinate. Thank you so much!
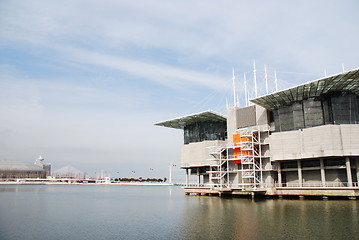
[{"left": 156, "top": 68, "right": 359, "bottom": 199}]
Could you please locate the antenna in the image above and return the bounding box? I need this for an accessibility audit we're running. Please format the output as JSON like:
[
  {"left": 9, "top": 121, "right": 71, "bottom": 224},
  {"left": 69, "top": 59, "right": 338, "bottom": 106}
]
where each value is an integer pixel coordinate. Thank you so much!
[
  {"left": 274, "top": 69, "right": 278, "bottom": 92},
  {"left": 253, "top": 60, "right": 258, "bottom": 98},
  {"left": 232, "top": 68, "right": 237, "bottom": 107},
  {"left": 264, "top": 64, "right": 268, "bottom": 95},
  {"left": 324, "top": 69, "right": 327, "bottom": 77},
  {"left": 342, "top": 63, "right": 345, "bottom": 72},
  {"left": 244, "top": 72, "right": 248, "bottom": 107}
]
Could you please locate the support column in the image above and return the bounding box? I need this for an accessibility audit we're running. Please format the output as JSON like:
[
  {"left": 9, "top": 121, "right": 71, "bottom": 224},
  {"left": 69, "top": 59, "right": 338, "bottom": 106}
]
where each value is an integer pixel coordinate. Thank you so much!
[
  {"left": 185, "top": 169, "right": 189, "bottom": 187},
  {"left": 356, "top": 159, "right": 359, "bottom": 187},
  {"left": 197, "top": 168, "right": 200, "bottom": 187},
  {"left": 346, "top": 157, "right": 353, "bottom": 187},
  {"left": 320, "top": 158, "right": 326, "bottom": 187},
  {"left": 277, "top": 162, "right": 282, "bottom": 187},
  {"left": 298, "top": 160, "right": 303, "bottom": 187}
]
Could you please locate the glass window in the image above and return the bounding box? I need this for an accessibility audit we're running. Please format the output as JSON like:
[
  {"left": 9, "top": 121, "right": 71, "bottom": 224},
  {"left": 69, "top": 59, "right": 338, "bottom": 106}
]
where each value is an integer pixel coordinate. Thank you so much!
[{"left": 184, "top": 121, "right": 226, "bottom": 144}]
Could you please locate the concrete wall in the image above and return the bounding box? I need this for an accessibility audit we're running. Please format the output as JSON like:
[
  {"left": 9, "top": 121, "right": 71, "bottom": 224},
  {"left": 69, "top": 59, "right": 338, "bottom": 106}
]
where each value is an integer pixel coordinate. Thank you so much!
[
  {"left": 226, "top": 105, "right": 269, "bottom": 146},
  {"left": 180, "top": 140, "right": 226, "bottom": 168},
  {"left": 326, "top": 169, "right": 347, "bottom": 182},
  {"left": 302, "top": 170, "right": 321, "bottom": 184},
  {"left": 270, "top": 124, "right": 359, "bottom": 161},
  {"left": 226, "top": 106, "right": 240, "bottom": 146}
]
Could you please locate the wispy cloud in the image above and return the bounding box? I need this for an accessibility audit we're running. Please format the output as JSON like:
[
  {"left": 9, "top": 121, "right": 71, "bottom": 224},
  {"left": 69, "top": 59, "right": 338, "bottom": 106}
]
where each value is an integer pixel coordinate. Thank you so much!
[{"left": 0, "top": 0, "right": 358, "bottom": 176}]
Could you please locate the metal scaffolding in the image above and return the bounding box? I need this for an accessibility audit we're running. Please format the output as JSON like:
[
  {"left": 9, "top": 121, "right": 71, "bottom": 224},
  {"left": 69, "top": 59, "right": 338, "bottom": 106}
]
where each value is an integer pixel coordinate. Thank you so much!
[{"left": 207, "top": 127, "right": 269, "bottom": 190}]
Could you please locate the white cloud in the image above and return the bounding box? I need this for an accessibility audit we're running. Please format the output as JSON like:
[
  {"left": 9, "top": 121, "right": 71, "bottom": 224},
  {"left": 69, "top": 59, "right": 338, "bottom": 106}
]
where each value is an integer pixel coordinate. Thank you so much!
[{"left": 0, "top": 0, "right": 358, "bottom": 177}]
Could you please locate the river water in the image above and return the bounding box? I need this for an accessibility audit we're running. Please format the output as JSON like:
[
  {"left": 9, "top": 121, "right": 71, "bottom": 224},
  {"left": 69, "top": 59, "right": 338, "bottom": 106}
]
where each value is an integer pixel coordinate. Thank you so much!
[{"left": 0, "top": 185, "right": 358, "bottom": 240}]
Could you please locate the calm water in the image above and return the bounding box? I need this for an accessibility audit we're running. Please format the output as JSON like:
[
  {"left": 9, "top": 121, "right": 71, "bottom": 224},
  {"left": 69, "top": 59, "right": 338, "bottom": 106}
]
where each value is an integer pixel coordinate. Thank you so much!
[{"left": 0, "top": 185, "right": 358, "bottom": 240}]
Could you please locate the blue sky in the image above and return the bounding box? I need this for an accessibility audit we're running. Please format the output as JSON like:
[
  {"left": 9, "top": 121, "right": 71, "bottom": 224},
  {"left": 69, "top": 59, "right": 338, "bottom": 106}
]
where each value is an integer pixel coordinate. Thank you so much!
[{"left": 0, "top": 0, "right": 358, "bottom": 180}]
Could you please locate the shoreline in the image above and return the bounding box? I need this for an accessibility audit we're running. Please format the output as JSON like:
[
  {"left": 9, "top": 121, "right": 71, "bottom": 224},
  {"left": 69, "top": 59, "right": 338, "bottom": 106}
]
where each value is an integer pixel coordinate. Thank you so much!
[{"left": 0, "top": 181, "right": 175, "bottom": 186}]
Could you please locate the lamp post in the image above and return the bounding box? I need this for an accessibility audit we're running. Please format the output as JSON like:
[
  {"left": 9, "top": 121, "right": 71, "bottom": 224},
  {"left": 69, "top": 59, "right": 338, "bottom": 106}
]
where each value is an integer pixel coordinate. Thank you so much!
[{"left": 169, "top": 163, "right": 176, "bottom": 184}]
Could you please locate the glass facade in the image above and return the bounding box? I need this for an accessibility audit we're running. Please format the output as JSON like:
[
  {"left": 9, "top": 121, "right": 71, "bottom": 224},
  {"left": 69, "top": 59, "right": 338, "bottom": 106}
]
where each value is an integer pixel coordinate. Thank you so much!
[
  {"left": 272, "top": 92, "right": 359, "bottom": 132},
  {"left": 184, "top": 121, "right": 226, "bottom": 144}
]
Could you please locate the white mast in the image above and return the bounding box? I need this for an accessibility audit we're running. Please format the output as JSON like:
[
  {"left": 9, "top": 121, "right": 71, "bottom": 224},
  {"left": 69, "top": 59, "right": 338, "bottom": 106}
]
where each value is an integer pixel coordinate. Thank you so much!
[
  {"left": 342, "top": 63, "right": 345, "bottom": 72},
  {"left": 253, "top": 60, "right": 258, "bottom": 98},
  {"left": 324, "top": 69, "right": 327, "bottom": 77},
  {"left": 264, "top": 64, "right": 269, "bottom": 95},
  {"left": 274, "top": 70, "right": 278, "bottom": 92},
  {"left": 244, "top": 72, "right": 248, "bottom": 107},
  {"left": 232, "top": 68, "right": 237, "bottom": 107}
]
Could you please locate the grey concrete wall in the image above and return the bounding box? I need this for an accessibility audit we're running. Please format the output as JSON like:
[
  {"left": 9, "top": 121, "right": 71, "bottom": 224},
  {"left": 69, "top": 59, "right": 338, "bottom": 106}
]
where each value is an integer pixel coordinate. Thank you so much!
[
  {"left": 256, "top": 105, "right": 269, "bottom": 129},
  {"left": 203, "top": 175, "right": 210, "bottom": 184},
  {"left": 237, "top": 105, "right": 256, "bottom": 128},
  {"left": 262, "top": 158, "right": 274, "bottom": 171},
  {"left": 270, "top": 124, "right": 359, "bottom": 161},
  {"left": 285, "top": 171, "right": 299, "bottom": 184},
  {"left": 302, "top": 170, "right": 321, "bottom": 184},
  {"left": 180, "top": 140, "right": 226, "bottom": 168},
  {"left": 226, "top": 107, "right": 240, "bottom": 146},
  {"left": 326, "top": 169, "right": 347, "bottom": 182},
  {"left": 263, "top": 172, "right": 275, "bottom": 185}
]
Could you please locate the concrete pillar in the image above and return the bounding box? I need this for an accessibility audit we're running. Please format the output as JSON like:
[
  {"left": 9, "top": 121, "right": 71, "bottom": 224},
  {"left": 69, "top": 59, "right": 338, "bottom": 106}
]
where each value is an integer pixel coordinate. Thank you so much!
[
  {"left": 197, "top": 168, "right": 200, "bottom": 187},
  {"left": 320, "top": 158, "right": 326, "bottom": 187},
  {"left": 277, "top": 162, "right": 282, "bottom": 187},
  {"left": 346, "top": 157, "right": 353, "bottom": 187},
  {"left": 298, "top": 160, "right": 303, "bottom": 187},
  {"left": 185, "top": 169, "right": 189, "bottom": 187},
  {"left": 356, "top": 159, "right": 359, "bottom": 187}
]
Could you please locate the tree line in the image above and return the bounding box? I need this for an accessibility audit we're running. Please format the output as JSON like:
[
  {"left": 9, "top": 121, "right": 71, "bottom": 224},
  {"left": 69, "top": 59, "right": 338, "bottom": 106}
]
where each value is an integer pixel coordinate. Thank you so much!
[{"left": 113, "top": 177, "right": 167, "bottom": 182}]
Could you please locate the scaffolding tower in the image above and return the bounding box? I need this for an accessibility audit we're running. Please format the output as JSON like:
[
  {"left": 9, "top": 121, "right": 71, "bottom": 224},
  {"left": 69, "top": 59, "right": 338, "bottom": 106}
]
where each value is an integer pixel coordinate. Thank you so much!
[
  {"left": 208, "top": 127, "right": 269, "bottom": 190},
  {"left": 207, "top": 144, "right": 229, "bottom": 189}
]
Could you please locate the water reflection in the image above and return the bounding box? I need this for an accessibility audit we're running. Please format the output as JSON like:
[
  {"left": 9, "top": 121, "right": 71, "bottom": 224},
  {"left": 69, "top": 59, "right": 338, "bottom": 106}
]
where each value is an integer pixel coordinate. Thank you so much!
[
  {"left": 0, "top": 186, "right": 358, "bottom": 240},
  {"left": 180, "top": 196, "right": 359, "bottom": 240}
]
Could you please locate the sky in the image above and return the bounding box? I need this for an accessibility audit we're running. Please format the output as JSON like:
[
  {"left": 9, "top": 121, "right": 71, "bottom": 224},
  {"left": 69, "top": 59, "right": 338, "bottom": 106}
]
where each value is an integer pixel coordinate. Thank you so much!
[{"left": 0, "top": 0, "right": 358, "bottom": 181}]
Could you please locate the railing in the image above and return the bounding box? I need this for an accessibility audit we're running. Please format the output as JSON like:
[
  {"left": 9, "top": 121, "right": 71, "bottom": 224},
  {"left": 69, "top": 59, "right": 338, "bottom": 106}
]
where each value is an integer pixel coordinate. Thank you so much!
[
  {"left": 272, "top": 182, "right": 359, "bottom": 188},
  {"left": 175, "top": 183, "right": 205, "bottom": 187}
]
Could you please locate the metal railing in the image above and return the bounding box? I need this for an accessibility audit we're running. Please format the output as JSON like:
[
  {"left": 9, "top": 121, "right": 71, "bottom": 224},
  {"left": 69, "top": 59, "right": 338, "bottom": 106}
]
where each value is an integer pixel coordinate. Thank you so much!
[{"left": 271, "top": 182, "right": 359, "bottom": 188}]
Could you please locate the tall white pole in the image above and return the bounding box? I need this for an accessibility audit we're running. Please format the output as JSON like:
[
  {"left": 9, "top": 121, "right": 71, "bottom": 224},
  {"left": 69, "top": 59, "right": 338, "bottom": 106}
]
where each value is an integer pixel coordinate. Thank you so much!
[
  {"left": 253, "top": 60, "right": 258, "bottom": 98},
  {"left": 342, "top": 63, "right": 345, "bottom": 72},
  {"left": 232, "top": 68, "right": 236, "bottom": 107},
  {"left": 169, "top": 163, "right": 172, "bottom": 184},
  {"left": 244, "top": 72, "right": 248, "bottom": 107},
  {"left": 274, "top": 69, "right": 278, "bottom": 92},
  {"left": 264, "top": 64, "right": 268, "bottom": 95}
]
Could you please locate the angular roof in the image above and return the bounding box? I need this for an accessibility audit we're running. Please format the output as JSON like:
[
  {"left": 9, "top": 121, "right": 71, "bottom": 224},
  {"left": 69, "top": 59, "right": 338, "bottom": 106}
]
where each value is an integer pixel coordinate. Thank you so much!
[
  {"left": 155, "top": 110, "right": 226, "bottom": 129},
  {"left": 53, "top": 165, "right": 84, "bottom": 174},
  {"left": 0, "top": 161, "right": 45, "bottom": 171},
  {"left": 251, "top": 68, "right": 359, "bottom": 110}
]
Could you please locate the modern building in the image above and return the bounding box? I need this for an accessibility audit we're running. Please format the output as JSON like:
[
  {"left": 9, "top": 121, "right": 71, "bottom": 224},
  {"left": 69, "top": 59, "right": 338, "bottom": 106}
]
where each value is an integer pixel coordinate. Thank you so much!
[
  {"left": 52, "top": 165, "right": 86, "bottom": 179},
  {"left": 0, "top": 156, "right": 51, "bottom": 179},
  {"left": 156, "top": 68, "right": 359, "bottom": 199}
]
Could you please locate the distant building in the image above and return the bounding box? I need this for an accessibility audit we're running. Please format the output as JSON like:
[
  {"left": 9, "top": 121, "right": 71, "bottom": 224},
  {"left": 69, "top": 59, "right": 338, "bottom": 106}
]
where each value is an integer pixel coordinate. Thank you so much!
[
  {"left": 156, "top": 68, "right": 359, "bottom": 199},
  {"left": 52, "top": 165, "right": 86, "bottom": 179},
  {"left": 0, "top": 156, "right": 51, "bottom": 179}
]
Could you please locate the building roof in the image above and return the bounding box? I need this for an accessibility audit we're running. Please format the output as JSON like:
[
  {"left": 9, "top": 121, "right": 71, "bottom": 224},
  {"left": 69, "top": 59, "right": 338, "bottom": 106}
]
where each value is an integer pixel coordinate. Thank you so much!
[
  {"left": 251, "top": 68, "right": 359, "bottom": 110},
  {"left": 0, "top": 161, "right": 45, "bottom": 171},
  {"left": 53, "top": 165, "right": 84, "bottom": 175},
  {"left": 155, "top": 110, "right": 226, "bottom": 129}
]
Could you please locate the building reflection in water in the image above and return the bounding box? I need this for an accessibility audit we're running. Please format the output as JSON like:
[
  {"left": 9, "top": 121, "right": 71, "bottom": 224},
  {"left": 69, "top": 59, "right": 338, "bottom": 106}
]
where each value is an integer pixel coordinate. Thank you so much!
[{"left": 179, "top": 196, "right": 359, "bottom": 240}]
